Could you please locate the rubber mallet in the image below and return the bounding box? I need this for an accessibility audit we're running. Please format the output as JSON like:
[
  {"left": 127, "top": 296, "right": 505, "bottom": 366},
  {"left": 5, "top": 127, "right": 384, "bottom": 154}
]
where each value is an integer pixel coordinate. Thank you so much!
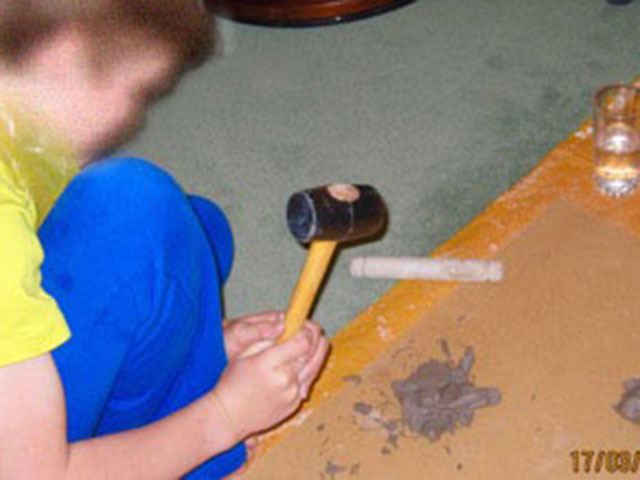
[{"left": 282, "top": 183, "right": 386, "bottom": 340}]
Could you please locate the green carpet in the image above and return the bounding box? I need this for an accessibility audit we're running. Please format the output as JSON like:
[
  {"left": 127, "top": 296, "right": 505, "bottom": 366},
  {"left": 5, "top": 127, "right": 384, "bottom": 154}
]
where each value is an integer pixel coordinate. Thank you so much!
[{"left": 127, "top": 0, "right": 640, "bottom": 335}]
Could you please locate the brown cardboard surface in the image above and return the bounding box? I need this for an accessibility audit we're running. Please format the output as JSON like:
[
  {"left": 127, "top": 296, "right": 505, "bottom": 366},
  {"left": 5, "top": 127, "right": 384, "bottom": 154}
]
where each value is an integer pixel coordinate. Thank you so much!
[{"left": 243, "top": 200, "right": 640, "bottom": 479}]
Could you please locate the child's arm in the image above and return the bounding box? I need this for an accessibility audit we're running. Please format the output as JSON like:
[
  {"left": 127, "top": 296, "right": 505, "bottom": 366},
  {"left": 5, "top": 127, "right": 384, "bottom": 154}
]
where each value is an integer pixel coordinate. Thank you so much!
[
  {"left": 0, "top": 326, "right": 325, "bottom": 479},
  {"left": 0, "top": 352, "right": 234, "bottom": 479}
]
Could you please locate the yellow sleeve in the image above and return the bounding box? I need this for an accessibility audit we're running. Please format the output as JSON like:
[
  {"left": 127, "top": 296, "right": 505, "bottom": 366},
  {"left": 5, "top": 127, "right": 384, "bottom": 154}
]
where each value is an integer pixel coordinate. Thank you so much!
[{"left": 0, "top": 199, "right": 71, "bottom": 367}]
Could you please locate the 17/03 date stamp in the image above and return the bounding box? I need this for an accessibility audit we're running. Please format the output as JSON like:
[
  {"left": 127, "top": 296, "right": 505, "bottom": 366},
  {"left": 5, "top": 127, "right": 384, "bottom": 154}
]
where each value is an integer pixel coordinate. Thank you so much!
[{"left": 570, "top": 450, "right": 640, "bottom": 474}]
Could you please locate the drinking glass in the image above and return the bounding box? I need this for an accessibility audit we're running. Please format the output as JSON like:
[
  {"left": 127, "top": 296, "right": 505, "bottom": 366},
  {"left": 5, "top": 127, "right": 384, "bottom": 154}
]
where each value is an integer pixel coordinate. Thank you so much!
[{"left": 593, "top": 84, "right": 640, "bottom": 197}]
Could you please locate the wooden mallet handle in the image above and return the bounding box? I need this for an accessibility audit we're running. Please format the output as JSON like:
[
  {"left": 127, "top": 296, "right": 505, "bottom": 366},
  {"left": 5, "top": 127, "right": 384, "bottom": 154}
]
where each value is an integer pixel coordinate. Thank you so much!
[{"left": 281, "top": 240, "right": 337, "bottom": 340}]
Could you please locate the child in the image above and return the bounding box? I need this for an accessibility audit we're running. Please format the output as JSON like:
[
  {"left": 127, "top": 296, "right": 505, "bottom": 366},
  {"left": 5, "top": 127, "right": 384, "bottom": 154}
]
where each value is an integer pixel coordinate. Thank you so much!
[{"left": 0, "top": 1, "right": 329, "bottom": 478}]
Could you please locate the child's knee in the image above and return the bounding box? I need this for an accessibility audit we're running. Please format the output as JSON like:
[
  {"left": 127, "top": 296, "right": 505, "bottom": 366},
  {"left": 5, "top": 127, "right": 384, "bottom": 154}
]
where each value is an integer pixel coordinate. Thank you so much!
[
  {"left": 81, "top": 157, "right": 185, "bottom": 218},
  {"left": 56, "top": 157, "right": 189, "bottom": 237},
  {"left": 41, "top": 157, "right": 201, "bottom": 279}
]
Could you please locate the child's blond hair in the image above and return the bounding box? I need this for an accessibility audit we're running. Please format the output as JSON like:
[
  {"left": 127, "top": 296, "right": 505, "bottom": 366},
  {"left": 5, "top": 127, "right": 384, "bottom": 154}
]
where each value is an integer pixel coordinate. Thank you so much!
[{"left": 0, "top": 0, "right": 214, "bottom": 70}]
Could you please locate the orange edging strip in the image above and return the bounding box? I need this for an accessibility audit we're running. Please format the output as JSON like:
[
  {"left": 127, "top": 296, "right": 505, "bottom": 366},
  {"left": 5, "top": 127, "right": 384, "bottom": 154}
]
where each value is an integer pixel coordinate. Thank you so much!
[{"left": 255, "top": 116, "right": 640, "bottom": 456}]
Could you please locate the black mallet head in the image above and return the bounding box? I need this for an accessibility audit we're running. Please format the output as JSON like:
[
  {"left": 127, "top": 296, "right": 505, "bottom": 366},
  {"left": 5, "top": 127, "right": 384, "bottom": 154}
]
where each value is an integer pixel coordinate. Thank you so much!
[{"left": 286, "top": 183, "right": 386, "bottom": 244}]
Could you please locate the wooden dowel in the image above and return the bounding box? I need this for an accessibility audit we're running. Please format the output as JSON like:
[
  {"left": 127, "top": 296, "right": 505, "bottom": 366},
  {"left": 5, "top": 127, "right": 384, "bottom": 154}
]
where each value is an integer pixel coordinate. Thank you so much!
[{"left": 350, "top": 256, "right": 503, "bottom": 282}]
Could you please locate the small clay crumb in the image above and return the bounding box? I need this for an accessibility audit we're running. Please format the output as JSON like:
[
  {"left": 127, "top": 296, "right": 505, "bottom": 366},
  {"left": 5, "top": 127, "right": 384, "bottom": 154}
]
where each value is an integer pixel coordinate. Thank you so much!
[
  {"left": 383, "top": 420, "right": 398, "bottom": 432},
  {"left": 457, "top": 463, "right": 463, "bottom": 471},
  {"left": 456, "top": 315, "right": 467, "bottom": 323},
  {"left": 381, "top": 446, "right": 391, "bottom": 455},
  {"left": 440, "top": 338, "right": 452, "bottom": 360},
  {"left": 616, "top": 378, "right": 640, "bottom": 424},
  {"left": 349, "top": 463, "right": 361, "bottom": 475},
  {"left": 353, "top": 402, "right": 373, "bottom": 416},
  {"left": 325, "top": 460, "right": 347, "bottom": 477},
  {"left": 317, "top": 423, "right": 326, "bottom": 432},
  {"left": 343, "top": 375, "right": 362, "bottom": 386},
  {"left": 531, "top": 393, "right": 536, "bottom": 402}
]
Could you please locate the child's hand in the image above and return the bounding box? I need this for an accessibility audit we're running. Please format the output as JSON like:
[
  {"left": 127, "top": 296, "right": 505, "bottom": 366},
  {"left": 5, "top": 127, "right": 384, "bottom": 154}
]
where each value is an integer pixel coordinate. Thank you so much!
[
  {"left": 295, "top": 321, "right": 330, "bottom": 399},
  {"left": 211, "top": 324, "right": 329, "bottom": 440},
  {"left": 223, "top": 311, "right": 285, "bottom": 361}
]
